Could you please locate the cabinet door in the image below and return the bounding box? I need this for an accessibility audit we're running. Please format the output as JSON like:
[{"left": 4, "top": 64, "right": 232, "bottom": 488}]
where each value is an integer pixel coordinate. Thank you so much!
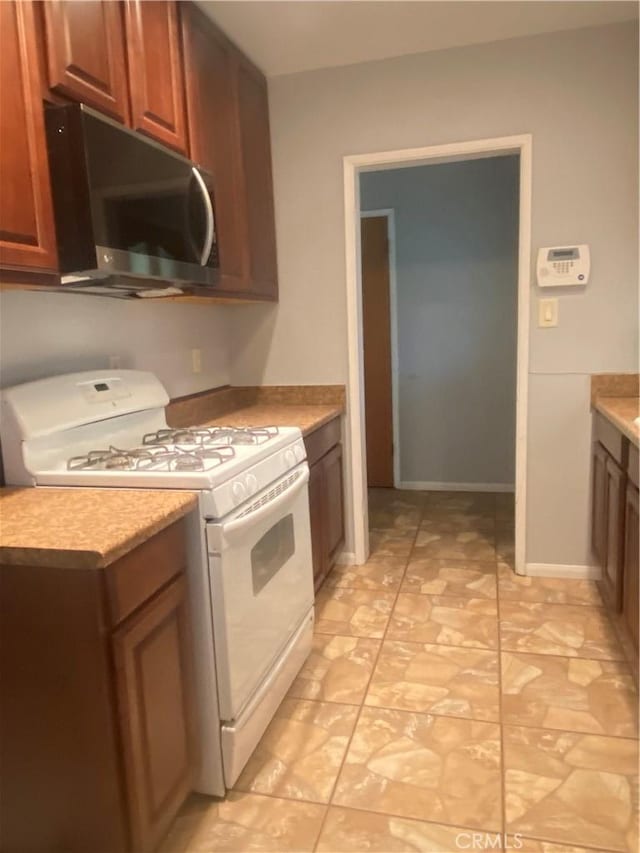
[
  {"left": 42, "top": 0, "right": 129, "bottom": 122},
  {"left": 181, "top": 4, "right": 249, "bottom": 291},
  {"left": 236, "top": 54, "right": 278, "bottom": 299},
  {"left": 113, "top": 577, "right": 195, "bottom": 852},
  {"left": 602, "top": 455, "right": 625, "bottom": 612},
  {"left": 623, "top": 484, "right": 639, "bottom": 655},
  {"left": 125, "top": 0, "right": 187, "bottom": 153},
  {"left": 309, "top": 459, "right": 329, "bottom": 591},
  {"left": 591, "top": 441, "right": 609, "bottom": 569},
  {"left": 0, "top": 1, "right": 58, "bottom": 272},
  {"left": 324, "top": 444, "right": 345, "bottom": 563}
]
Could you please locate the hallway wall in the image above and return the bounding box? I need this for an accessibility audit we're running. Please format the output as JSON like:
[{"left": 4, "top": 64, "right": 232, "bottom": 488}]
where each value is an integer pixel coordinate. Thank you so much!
[
  {"left": 361, "top": 156, "right": 519, "bottom": 489},
  {"left": 230, "top": 21, "right": 638, "bottom": 570}
]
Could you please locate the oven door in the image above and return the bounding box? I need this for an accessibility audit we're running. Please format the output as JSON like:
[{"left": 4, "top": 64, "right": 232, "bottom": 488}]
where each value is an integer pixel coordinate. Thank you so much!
[{"left": 206, "top": 463, "right": 313, "bottom": 722}]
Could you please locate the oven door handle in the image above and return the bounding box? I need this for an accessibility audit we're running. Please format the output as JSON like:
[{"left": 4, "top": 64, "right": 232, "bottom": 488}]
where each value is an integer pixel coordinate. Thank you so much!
[{"left": 222, "top": 466, "right": 310, "bottom": 538}]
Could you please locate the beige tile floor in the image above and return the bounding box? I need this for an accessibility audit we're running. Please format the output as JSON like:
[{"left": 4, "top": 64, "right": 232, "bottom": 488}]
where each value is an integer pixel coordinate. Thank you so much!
[{"left": 163, "top": 489, "right": 638, "bottom": 853}]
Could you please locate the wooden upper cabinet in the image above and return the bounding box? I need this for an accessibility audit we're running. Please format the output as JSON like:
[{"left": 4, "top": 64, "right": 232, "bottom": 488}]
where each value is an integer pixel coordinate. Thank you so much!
[
  {"left": 236, "top": 54, "right": 278, "bottom": 299},
  {"left": 42, "top": 0, "right": 130, "bottom": 122},
  {"left": 125, "top": 0, "right": 187, "bottom": 153},
  {"left": 181, "top": 3, "right": 249, "bottom": 290},
  {"left": 0, "top": 1, "right": 58, "bottom": 272}
]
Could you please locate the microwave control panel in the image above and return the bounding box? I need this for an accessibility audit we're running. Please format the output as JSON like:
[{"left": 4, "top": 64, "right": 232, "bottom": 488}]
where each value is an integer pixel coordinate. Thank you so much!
[{"left": 537, "top": 245, "right": 590, "bottom": 287}]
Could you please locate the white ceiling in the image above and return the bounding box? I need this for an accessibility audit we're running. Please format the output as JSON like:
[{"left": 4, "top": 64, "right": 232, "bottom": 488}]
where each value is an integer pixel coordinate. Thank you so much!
[{"left": 198, "top": 1, "right": 638, "bottom": 77}]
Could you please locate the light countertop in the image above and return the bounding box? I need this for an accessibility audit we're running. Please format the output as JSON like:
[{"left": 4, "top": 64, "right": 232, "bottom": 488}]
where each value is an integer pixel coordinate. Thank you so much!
[
  {"left": 0, "top": 391, "right": 344, "bottom": 570},
  {"left": 0, "top": 487, "right": 197, "bottom": 570},
  {"left": 594, "top": 397, "right": 640, "bottom": 448},
  {"left": 202, "top": 403, "right": 344, "bottom": 436}
]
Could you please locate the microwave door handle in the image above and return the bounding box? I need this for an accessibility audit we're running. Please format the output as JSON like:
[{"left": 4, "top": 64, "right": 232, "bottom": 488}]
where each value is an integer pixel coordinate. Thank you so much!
[{"left": 191, "top": 167, "right": 215, "bottom": 266}]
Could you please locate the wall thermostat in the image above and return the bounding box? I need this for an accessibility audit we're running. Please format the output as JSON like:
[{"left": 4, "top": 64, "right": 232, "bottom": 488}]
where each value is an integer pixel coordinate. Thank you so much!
[{"left": 536, "top": 244, "right": 590, "bottom": 287}]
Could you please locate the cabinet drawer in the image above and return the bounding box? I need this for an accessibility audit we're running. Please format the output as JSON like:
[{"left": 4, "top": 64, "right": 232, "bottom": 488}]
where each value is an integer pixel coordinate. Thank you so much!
[
  {"left": 594, "top": 412, "right": 625, "bottom": 465},
  {"left": 104, "top": 520, "right": 187, "bottom": 626},
  {"left": 628, "top": 443, "right": 639, "bottom": 489},
  {"left": 304, "top": 417, "right": 341, "bottom": 467}
]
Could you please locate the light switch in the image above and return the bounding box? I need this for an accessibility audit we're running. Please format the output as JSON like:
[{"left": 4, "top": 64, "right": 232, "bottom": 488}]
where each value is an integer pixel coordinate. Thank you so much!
[
  {"left": 191, "top": 348, "right": 202, "bottom": 374},
  {"left": 538, "top": 298, "right": 559, "bottom": 328}
]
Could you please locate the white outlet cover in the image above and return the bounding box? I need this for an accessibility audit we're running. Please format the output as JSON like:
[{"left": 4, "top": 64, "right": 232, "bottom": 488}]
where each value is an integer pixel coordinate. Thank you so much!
[{"left": 191, "top": 348, "right": 203, "bottom": 374}]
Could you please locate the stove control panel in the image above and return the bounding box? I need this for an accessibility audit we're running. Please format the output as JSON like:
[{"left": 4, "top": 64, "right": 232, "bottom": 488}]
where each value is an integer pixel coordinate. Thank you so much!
[
  {"left": 231, "top": 472, "right": 265, "bottom": 504},
  {"left": 231, "top": 481, "right": 246, "bottom": 502},
  {"left": 79, "top": 377, "right": 131, "bottom": 404},
  {"left": 202, "top": 435, "right": 308, "bottom": 519}
]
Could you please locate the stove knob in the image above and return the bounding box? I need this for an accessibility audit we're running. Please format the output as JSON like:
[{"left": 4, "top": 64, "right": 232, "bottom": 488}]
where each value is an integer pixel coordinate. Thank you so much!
[
  {"left": 232, "top": 481, "right": 246, "bottom": 503},
  {"left": 245, "top": 473, "right": 258, "bottom": 495},
  {"left": 293, "top": 444, "right": 305, "bottom": 463},
  {"left": 284, "top": 448, "right": 296, "bottom": 468}
]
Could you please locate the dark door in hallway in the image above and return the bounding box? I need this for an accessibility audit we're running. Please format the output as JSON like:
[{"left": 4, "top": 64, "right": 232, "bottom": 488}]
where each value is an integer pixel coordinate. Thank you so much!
[{"left": 361, "top": 215, "right": 393, "bottom": 488}]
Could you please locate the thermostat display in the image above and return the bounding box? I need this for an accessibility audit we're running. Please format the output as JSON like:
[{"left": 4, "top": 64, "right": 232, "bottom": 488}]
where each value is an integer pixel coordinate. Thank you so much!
[{"left": 537, "top": 244, "right": 590, "bottom": 287}]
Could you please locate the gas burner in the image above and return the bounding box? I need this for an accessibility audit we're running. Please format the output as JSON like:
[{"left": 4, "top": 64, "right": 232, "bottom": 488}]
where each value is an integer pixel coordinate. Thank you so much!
[
  {"left": 140, "top": 445, "right": 236, "bottom": 472},
  {"left": 141, "top": 425, "right": 280, "bottom": 448},
  {"left": 66, "top": 442, "right": 238, "bottom": 473},
  {"left": 142, "top": 428, "right": 213, "bottom": 447},
  {"left": 174, "top": 454, "right": 207, "bottom": 472},
  {"left": 227, "top": 426, "right": 280, "bottom": 446},
  {"left": 204, "top": 426, "right": 280, "bottom": 446},
  {"left": 67, "top": 445, "right": 156, "bottom": 471}
]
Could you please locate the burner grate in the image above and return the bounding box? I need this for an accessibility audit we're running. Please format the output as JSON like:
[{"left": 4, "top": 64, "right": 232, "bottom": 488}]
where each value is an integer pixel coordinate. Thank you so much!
[
  {"left": 67, "top": 443, "right": 236, "bottom": 473},
  {"left": 142, "top": 425, "right": 280, "bottom": 448}
]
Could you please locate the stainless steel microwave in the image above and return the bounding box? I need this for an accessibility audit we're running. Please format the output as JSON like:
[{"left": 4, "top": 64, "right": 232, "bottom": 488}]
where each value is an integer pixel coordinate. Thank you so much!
[{"left": 44, "top": 104, "right": 219, "bottom": 289}]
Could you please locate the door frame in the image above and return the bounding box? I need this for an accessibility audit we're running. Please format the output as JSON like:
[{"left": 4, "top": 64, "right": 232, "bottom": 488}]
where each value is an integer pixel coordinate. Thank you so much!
[
  {"left": 360, "top": 209, "right": 400, "bottom": 489},
  {"left": 344, "top": 134, "right": 532, "bottom": 574}
]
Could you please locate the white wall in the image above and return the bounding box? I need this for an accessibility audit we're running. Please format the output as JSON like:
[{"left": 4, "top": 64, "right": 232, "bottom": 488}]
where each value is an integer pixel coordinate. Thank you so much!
[
  {"left": 0, "top": 290, "right": 231, "bottom": 398},
  {"left": 230, "top": 21, "right": 639, "bottom": 569},
  {"left": 361, "top": 157, "right": 519, "bottom": 488}
]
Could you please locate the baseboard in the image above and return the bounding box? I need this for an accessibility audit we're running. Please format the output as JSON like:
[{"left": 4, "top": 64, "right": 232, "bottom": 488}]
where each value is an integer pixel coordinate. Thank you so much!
[
  {"left": 525, "top": 562, "right": 601, "bottom": 580},
  {"left": 398, "top": 481, "right": 515, "bottom": 493},
  {"left": 335, "top": 550, "right": 357, "bottom": 566}
]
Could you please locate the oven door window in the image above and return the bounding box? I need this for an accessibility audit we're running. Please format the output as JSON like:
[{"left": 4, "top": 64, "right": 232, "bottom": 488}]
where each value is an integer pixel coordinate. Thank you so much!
[{"left": 251, "top": 514, "right": 295, "bottom": 596}]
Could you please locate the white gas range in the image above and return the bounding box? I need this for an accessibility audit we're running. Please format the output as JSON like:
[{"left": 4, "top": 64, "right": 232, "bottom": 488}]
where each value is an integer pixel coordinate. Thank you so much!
[{"left": 0, "top": 369, "right": 314, "bottom": 796}]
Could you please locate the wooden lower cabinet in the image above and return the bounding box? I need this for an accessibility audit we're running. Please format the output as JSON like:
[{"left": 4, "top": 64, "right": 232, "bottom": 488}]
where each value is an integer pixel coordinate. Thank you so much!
[
  {"left": 0, "top": 520, "right": 195, "bottom": 852},
  {"left": 591, "top": 441, "right": 609, "bottom": 572},
  {"left": 622, "top": 483, "right": 639, "bottom": 667},
  {"left": 113, "top": 576, "right": 195, "bottom": 852},
  {"left": 323, "top": 443, "right": 345, "bottom": 562},
  {"left": 591, "top": 422, "right": 639, "bottom": 678},
  {"left": 602, "top": 454, "right": 625, "bottom": 611},
  {"left": 305, "top": 417, "right": 345, "bottom": 591},
  {"left": 308, "top": 456, "right": 328, "bottom": 587}
]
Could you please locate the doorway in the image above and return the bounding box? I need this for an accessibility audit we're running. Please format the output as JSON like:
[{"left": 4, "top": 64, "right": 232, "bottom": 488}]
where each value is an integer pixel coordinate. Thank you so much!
[
  {"left": 344, "top": 136, "right": 532, "bottom": 573},
  {"left": 360, "top": 210, "right": 398, "bottom": 489}
]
